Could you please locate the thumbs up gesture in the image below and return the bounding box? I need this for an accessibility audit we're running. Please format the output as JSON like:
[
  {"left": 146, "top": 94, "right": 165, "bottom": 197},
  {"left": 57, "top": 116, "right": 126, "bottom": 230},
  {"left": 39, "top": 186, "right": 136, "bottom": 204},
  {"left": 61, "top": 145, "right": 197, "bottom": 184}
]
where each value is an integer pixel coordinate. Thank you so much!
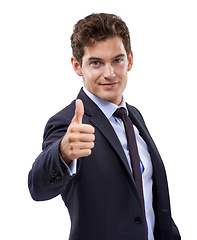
[{"left": 60, "top": 99, "right": 95, "bottom": 164}]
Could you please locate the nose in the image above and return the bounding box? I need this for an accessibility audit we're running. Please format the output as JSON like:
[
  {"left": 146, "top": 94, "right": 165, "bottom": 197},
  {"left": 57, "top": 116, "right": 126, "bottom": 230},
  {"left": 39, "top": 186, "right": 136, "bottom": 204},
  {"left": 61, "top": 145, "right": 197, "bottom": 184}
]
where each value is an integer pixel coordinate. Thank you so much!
[{"left": 103, "top": 63, "right": 115, "bottom": 79}]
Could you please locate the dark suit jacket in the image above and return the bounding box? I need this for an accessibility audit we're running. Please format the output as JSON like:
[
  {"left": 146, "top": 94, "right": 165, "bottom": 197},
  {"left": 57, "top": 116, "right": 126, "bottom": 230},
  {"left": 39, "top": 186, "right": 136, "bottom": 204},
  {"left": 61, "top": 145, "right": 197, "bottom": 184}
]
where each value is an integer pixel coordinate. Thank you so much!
[{"left": 28, "top": 89, "right": 181, "bottom": 240}]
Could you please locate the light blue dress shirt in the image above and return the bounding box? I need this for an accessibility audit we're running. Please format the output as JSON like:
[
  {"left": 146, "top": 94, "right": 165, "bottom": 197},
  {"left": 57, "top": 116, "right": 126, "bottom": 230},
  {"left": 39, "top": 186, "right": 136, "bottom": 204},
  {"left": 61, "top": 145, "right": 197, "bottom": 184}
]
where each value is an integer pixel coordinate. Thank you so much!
[{"left": 64, "top": 87, "right": 155, "bottom": 240}]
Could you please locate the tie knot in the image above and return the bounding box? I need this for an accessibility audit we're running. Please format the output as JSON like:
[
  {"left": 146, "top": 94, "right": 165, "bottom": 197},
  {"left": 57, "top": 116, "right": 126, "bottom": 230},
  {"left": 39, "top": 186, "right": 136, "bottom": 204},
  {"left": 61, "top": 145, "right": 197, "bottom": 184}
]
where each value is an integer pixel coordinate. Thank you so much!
[{"left": 113, "top": 107, "right": 127, "bottom": 120}]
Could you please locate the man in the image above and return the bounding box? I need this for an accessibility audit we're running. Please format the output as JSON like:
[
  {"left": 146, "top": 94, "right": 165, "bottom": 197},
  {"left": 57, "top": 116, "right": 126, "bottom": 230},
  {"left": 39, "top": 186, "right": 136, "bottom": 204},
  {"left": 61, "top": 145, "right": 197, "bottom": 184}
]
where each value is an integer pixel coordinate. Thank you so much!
[{"left": 28, "top": 13, "right": 181, "bottom": 240}]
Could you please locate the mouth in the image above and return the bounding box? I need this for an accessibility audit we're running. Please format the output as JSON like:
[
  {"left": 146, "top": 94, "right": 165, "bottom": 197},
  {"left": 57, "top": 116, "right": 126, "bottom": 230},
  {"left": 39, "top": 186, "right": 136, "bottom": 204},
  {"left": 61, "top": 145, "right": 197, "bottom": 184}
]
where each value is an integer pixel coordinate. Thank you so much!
[{"left": 99, "top": 82, "right": 119, "bottom": 89}]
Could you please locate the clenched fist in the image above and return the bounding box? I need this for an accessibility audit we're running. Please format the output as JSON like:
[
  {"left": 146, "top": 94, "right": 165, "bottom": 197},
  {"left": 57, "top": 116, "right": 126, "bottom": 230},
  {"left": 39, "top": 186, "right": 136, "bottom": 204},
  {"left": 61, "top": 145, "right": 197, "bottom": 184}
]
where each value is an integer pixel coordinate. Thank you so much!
[{"left": 60, "top": 99, "right": 95, "bottom": 164}]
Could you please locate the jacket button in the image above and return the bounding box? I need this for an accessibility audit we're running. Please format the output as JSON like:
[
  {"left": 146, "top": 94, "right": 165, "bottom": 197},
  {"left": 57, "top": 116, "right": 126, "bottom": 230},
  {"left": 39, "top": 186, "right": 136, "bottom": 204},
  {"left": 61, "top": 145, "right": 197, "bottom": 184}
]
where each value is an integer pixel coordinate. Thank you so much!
[
  {"left": 50, "top": 177, "right": 55, "bottom": 184},
  {"left": 134, "top": 217, "right": 142, "bottom": 224},
  {"left": 50, "top": 172, "right": 61, "bottom": 184}
]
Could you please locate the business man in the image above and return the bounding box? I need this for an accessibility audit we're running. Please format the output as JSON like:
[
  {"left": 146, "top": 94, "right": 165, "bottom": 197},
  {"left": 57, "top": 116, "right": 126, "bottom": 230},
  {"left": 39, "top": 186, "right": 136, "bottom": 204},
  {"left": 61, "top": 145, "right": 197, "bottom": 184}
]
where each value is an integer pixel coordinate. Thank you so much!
[{"left": 28, "top": 13, "right": 181, "bottom": 240}]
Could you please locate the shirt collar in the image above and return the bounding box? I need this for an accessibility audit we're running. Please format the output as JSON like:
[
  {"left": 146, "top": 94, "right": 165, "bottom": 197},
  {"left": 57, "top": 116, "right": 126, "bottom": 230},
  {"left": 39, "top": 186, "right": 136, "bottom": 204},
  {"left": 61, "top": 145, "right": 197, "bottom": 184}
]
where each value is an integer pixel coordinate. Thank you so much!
[{"left": 83, "top": 87, "right": 128, "bottom": 120}]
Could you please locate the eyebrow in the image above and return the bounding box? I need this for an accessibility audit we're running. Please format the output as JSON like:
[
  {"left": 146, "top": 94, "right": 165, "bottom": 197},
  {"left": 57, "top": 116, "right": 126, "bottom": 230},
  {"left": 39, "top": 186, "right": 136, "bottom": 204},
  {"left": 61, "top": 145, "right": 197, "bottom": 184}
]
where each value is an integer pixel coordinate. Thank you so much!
[{"left": 88, "top": 54, "right": 126, "bottom": 62}]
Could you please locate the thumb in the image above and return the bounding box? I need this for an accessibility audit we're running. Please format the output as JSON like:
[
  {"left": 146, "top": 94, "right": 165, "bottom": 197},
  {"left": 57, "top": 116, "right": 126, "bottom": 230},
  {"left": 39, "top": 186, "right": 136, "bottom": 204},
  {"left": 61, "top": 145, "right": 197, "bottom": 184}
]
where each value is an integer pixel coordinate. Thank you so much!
[{"left": 72, "top": 99, "right": 84, "bottom": 124}]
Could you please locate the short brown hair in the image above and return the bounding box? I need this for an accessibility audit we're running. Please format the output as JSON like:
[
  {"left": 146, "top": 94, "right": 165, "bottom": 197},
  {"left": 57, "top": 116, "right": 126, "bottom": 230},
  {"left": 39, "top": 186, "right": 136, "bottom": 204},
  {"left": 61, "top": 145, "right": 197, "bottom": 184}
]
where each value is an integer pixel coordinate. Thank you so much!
[{"left": 71, "top": 13, "right": 131, "bottom": 66}]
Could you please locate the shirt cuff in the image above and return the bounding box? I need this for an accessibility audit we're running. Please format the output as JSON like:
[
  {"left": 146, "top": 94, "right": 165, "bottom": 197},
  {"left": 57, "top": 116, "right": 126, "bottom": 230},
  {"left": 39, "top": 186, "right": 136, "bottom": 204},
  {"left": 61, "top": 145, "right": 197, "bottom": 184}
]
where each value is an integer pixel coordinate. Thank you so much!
[{"left": 59, "top": 153, "right": 77, "bottom": 176}]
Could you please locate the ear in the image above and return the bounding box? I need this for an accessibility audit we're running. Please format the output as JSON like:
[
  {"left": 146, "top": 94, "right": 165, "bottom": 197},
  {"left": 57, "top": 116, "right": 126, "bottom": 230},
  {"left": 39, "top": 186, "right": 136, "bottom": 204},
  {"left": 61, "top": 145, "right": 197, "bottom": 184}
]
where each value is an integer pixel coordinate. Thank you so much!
[
  {"left": 71, "top": 56, "right": 83, "bottom": 76},
  {"left": 127, "top": 50, "right": 133, "bottom": 71}
]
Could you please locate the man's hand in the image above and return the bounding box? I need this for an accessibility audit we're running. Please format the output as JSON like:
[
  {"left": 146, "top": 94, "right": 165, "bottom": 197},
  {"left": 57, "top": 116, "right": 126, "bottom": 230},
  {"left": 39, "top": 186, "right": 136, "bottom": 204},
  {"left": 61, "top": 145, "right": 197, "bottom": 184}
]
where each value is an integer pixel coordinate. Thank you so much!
[{"left": 60, "top": 99, "right": 95, "bottom": 164}]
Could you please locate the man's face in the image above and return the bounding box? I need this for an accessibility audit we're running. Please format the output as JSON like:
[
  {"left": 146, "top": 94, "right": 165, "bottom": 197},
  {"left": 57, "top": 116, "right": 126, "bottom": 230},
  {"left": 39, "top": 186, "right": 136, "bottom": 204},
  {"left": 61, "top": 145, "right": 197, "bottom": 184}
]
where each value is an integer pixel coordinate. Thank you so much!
[{"left": 72, "top": 36, "right": 133, "bottom": 106}]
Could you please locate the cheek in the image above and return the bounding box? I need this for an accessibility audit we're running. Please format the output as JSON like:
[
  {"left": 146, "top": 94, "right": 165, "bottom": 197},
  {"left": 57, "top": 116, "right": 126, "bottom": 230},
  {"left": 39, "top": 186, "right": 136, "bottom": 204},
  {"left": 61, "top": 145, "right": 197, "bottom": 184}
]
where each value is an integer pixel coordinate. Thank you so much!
[
  {"left": 116, "top": 66, "right": 128, "bottom": 82},
  {"left": 82, "top": 70, "right": 99, "bottom": 91},
  {"left": 82, "top": 69, "right": 101, "bottom": 84}
]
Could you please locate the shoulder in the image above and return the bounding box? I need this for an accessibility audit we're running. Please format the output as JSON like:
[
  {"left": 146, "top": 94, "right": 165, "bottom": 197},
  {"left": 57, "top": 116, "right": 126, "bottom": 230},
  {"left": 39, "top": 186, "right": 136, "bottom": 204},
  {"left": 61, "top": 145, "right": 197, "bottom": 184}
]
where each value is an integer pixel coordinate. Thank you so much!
[
  {"left": 126, "top": 103, "right": 145, "bottom": 123},
  {"left": 48, "top": 100, "right": 76, "bottom": 124}
]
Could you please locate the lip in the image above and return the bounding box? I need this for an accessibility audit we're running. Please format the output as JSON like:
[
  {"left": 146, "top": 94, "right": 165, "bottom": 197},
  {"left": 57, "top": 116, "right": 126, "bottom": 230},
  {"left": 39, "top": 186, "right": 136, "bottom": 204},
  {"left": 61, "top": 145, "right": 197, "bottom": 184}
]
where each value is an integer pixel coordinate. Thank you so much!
[{"left": 99, "top": 82, "right": 118, "bottom": 88}]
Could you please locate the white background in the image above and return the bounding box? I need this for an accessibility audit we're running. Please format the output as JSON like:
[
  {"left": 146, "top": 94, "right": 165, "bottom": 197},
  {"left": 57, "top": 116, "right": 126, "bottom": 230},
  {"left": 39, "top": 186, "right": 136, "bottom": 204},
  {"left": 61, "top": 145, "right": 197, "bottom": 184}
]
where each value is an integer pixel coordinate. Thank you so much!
[{"left": 0, "top": 0, "right": 196, "bottom": 239}]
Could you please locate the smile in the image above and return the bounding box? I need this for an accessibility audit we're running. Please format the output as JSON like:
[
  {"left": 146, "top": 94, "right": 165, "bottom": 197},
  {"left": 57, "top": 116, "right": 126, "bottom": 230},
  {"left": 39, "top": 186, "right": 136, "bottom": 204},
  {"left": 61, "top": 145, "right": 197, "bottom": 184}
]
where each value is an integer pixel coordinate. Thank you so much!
[{"left": 99, "top": 82, "right": 118, "bottom": 88}]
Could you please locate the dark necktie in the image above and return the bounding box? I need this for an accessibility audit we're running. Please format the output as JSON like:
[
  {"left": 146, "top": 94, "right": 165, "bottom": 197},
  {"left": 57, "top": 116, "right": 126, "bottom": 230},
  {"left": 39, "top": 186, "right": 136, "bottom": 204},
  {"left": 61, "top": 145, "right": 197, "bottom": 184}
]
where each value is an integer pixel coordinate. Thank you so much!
[{"left": 113, "top": 108, "right": 148, "bottom": 240}]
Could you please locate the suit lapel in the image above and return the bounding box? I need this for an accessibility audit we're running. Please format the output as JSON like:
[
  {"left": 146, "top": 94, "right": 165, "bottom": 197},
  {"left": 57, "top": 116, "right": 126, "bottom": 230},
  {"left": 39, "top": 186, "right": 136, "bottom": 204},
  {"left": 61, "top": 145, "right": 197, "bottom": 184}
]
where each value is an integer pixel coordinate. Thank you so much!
[
  {"left": 78, "top": 90, "right": 134, "bottom": 181},
  {"left": 127, "top": 104, "right": 161, "bottom": 164},
  {"left": 126, "top": 104, "right": 169, "bottom": 189},
  {"left": 90, "top": 115, "right": 132, "bottom": 174},
  {"left": 127, "top": 105, "right": 173, "bottom": 225}
]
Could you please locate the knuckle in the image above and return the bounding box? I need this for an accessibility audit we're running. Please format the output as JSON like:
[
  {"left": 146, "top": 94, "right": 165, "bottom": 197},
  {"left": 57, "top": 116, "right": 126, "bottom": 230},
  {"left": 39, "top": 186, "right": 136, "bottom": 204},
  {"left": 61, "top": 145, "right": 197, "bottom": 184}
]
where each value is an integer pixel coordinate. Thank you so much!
[
  {"left": 68, "top": 132, "right": 79, "bottom": 143},
  {"left": 68, "top": 135, "right": 75, "bottom": 143},
  {"left": 69, "top": 148, "right": 78, "bottom": 159},
  {"left": 69, "top": 125, "right": 78, "bottom": 133}
]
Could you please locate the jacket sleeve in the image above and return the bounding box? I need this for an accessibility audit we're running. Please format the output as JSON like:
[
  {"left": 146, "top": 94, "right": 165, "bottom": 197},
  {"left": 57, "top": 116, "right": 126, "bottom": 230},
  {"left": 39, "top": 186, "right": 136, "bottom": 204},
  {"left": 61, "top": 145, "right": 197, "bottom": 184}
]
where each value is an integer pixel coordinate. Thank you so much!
[{"left": 28, "top": 110, "right": 75, "bottom": 201}]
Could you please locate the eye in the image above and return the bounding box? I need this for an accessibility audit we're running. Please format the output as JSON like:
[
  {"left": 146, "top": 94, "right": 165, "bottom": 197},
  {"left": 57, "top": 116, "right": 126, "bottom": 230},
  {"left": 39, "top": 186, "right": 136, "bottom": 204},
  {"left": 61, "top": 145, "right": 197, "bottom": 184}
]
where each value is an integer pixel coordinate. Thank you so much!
[
  {"left": 113, "top": 58, "right": 122, "bottom": 64},
  {"left": 91, "top": 61, "right": 102, "bottom": 66}
]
